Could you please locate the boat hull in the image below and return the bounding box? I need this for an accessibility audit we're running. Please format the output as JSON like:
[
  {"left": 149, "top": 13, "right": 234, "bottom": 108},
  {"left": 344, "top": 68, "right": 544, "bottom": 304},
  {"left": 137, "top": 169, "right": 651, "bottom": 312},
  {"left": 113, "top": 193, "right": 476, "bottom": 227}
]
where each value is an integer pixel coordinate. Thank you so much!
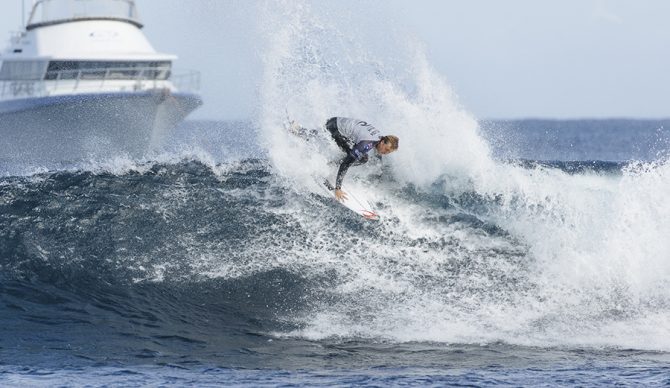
[{"left": 0, "top": 91, "right": 202, "bottom": 161}]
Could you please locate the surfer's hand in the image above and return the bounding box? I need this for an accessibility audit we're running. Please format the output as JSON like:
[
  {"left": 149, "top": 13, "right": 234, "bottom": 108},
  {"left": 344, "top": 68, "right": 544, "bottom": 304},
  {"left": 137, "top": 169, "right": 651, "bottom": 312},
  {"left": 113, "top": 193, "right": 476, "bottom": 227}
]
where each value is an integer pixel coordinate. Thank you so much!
[{"left": 335, "top": 189, "right": 348, "bottom": 202}]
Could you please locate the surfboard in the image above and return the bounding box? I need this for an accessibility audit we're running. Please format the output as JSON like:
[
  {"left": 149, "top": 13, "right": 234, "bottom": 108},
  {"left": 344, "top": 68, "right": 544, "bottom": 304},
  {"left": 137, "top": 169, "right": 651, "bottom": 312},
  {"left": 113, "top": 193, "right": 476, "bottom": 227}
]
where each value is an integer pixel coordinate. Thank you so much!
[
  {"left": 284, "top": 115, "right": 381, "bottom": 220},
  {"left": 316, "top": 177, "right": 380, "bottom": 221}
]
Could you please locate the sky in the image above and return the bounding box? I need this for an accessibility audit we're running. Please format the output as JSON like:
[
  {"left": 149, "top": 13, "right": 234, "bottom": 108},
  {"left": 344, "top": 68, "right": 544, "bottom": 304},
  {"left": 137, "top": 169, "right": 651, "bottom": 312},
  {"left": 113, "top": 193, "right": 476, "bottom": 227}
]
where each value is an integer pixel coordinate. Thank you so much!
[{"left": 0, "top": 0, "right": 668, "bottom": 120}]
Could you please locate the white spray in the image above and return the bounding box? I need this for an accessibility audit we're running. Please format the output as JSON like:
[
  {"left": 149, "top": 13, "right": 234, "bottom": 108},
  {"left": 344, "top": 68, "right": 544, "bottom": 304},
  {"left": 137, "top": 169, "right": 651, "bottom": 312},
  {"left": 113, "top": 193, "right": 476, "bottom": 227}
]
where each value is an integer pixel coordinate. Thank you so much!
[{"left": 253, "top": 0, "right": 670, "bottom": 351}]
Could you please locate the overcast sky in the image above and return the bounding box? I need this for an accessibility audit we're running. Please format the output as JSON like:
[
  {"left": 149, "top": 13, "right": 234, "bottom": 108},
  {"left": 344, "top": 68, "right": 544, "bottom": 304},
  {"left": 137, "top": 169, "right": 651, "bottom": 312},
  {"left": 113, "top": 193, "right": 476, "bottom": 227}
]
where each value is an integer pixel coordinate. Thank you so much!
[{"left": 1, "top": 0, "right": 668, "bottom": 120}]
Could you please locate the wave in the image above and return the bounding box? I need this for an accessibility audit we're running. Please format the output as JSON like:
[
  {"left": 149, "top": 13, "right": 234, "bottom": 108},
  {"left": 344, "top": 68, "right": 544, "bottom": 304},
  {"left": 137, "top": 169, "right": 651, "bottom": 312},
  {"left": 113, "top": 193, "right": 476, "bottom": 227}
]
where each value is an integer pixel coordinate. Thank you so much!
[
  {"left": 251, "top": 0, "right": 670, "bottom": 350},
  {"left": 1, "top": 157, "right": 669, "bottom": 355}
]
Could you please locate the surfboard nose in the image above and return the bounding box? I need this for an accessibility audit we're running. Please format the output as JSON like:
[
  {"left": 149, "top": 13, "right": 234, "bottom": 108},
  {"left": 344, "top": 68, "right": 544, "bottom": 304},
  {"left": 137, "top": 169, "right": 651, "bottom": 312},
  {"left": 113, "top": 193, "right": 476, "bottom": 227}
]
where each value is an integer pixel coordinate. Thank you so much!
[{"left": 361, "top": 210, "right": 379, "bottom": 221}]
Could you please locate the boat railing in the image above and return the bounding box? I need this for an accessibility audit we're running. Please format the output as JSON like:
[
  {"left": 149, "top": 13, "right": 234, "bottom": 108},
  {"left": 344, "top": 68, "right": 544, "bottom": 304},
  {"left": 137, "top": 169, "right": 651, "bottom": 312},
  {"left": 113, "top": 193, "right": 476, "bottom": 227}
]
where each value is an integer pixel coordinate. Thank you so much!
[
  {"left": 170, "top": 70, "right": 201, "bottom": 94},
  {"left": 9, "top": 31, "right": 26, "bottom": 44},
  {"left": 0, "top": 67, "right": 200, "bottom": 99}
]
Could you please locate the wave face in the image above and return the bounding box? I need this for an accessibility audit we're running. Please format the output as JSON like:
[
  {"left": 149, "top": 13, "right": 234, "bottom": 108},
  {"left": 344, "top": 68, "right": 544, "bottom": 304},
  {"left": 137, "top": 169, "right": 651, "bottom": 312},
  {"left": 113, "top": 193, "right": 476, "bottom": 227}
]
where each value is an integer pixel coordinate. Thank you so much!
[{"left": 1, "top": 155, "right": 670, "bottom": 370}]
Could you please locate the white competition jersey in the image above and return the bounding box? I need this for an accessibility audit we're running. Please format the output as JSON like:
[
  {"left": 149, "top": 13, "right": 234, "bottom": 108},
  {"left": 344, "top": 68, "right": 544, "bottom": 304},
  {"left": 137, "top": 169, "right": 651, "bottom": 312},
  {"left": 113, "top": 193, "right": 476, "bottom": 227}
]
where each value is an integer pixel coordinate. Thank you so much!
[{"left": 335, "top": 117, "right": 382, "bottom": 143}]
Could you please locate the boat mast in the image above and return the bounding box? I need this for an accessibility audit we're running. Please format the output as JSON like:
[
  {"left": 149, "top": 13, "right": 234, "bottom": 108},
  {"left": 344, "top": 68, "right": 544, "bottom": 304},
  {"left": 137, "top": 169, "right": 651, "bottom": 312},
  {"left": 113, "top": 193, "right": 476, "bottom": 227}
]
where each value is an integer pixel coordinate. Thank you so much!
[{"left": 22, "top": 0, "right": 37, "bottom": 29}]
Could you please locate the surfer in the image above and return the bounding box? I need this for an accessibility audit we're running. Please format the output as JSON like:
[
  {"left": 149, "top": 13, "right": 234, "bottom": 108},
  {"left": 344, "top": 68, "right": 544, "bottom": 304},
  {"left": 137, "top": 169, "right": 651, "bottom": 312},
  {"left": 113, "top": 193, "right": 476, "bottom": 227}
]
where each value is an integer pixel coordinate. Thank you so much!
[{"left": 325, "top": 117, "right": 399, "bottom": 201}]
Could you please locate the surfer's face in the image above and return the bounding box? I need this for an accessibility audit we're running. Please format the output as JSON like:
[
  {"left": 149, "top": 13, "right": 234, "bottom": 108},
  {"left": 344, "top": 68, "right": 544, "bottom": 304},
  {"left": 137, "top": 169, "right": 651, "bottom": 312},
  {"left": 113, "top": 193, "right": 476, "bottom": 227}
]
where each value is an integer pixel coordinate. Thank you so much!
[{"left": 376, "top": 141, "right": 395, "bottom": 155}]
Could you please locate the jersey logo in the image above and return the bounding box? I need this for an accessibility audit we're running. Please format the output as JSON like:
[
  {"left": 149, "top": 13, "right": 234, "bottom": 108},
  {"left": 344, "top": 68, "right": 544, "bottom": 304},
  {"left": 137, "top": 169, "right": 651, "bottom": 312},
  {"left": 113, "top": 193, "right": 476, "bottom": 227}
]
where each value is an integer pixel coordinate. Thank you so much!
[{"left": 357, "top": 121, "right": 380, "bottom": 137}]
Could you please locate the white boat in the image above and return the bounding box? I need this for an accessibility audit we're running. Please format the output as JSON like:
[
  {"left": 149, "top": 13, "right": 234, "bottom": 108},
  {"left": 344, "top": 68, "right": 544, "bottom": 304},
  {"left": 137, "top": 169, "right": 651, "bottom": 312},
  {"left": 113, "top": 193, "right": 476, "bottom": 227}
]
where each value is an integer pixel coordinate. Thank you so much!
[{"left": 0, "top": 0, "right": 202, "bottom": 160}]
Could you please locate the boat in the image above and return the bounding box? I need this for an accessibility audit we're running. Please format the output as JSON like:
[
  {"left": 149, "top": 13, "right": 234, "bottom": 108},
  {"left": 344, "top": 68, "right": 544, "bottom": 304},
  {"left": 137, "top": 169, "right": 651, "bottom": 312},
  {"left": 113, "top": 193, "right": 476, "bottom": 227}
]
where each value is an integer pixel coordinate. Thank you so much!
[{"left": 0, "top": 0, "right": 202, "bottom": 160}]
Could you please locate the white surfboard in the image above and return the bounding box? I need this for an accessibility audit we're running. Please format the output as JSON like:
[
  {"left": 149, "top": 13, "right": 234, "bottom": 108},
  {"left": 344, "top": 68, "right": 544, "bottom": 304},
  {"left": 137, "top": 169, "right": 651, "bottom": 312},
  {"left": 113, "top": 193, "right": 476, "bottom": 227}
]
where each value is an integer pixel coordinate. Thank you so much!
[
  {"left": 283, "top": 115, "right": 380, "bottom": 220},
  {"left": 316, "top": 177, "right": 380, "bottom": 221}
]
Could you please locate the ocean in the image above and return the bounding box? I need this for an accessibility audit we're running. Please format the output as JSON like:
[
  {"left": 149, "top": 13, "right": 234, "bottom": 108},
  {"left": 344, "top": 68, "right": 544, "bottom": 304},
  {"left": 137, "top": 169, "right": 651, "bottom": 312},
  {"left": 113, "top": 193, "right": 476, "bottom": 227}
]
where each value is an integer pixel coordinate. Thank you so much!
[
  {"left": 2, "top": 1, "right": 670, "bottom": 385},
  {"left": 1, "top": 118, "right": 670, "bottom": 386}
]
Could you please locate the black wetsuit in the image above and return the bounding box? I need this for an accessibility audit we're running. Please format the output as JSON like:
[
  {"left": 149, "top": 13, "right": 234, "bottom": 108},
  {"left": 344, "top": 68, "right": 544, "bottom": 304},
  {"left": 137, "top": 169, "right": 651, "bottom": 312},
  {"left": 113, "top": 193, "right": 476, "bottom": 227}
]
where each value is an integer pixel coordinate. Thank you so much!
[{"left": 326, "top": 117, "right": 382, "bottom": 190}]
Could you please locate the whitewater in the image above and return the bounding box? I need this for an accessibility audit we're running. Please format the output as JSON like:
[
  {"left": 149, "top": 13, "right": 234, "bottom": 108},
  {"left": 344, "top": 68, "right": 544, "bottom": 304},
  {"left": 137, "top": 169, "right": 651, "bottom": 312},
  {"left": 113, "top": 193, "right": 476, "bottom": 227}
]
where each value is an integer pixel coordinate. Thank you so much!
[
  {"left": 1, "top": 1, "right": 670, "bottom": 386},
  {"left": 255, "top": 0, "right": 670, "bottom": 350}
]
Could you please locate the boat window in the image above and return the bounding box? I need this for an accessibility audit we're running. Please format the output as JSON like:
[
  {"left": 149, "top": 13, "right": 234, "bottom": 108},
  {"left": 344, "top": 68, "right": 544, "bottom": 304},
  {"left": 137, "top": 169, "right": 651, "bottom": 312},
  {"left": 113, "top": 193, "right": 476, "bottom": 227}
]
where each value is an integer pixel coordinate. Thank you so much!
[
  {"left": 0, "top": 60, "right": 49, "bottom": 80},
  {"left": 44, "top": 61, "right": 172, "bottom": 80}
]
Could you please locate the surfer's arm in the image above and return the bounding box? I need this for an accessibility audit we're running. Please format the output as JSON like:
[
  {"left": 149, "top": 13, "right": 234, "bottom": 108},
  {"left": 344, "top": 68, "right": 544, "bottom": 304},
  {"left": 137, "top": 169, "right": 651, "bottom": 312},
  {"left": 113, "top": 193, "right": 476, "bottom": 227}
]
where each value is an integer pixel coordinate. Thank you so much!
[
  {"left": 335, "top": 154, "right": 356, "bottom": 190},
  {"left": 335, "top": 141, "right": 373, "bottom": 189}
]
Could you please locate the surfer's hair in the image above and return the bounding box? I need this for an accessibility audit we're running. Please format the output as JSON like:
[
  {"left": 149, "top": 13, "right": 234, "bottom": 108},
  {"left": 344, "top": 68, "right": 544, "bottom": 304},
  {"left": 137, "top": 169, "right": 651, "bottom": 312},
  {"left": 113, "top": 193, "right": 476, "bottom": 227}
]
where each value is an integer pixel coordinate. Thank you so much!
[{"left": 381, "top": 135, "right": 399, "bottom": 150}]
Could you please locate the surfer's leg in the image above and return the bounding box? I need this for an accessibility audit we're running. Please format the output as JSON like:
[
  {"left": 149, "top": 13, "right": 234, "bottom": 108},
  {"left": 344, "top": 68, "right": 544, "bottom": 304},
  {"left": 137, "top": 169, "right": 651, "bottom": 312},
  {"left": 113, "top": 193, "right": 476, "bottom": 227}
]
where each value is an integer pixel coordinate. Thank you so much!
[
  {"left": 286, "top": 120, "right": 320, "bottom": 140},
  {"left": 325, "top": 117, "right": 352, "bottom": 153}
]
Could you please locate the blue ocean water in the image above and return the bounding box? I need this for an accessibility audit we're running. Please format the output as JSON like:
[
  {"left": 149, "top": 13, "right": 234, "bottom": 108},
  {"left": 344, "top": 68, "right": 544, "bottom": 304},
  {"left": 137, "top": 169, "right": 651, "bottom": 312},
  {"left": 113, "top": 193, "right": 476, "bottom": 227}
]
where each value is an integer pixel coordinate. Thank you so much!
[
  {"left": 483, "top": 118, "right": 670, "bottom": 162},
  {"left": 1, "top": 119, "right": 670, "bottom": 386}
]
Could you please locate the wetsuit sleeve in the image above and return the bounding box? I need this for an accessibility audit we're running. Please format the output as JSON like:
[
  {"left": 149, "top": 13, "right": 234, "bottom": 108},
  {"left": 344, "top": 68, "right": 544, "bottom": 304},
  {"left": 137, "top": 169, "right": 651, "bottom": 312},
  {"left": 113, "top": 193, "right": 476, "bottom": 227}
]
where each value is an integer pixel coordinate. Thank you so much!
[
  {"left": 334, "top": 141, "right": 375, "bottom": 189},
  {"left": 335, "top": 154, "right": 356, "bottom": 190}
]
